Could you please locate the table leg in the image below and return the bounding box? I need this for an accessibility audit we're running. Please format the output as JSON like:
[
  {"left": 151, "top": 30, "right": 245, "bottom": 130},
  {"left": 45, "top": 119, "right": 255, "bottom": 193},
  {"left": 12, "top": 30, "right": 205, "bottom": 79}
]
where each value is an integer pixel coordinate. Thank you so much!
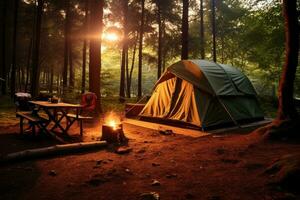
[{"left": 44, "top": 108, "right": 67, "bottom": 134}]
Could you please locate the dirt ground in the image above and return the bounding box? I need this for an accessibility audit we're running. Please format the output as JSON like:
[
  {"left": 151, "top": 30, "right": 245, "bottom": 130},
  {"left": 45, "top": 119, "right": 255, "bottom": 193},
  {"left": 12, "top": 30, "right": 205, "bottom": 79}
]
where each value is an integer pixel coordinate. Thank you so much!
[{"left": 0, "top": 121, "right": 299, "bottom": 200}]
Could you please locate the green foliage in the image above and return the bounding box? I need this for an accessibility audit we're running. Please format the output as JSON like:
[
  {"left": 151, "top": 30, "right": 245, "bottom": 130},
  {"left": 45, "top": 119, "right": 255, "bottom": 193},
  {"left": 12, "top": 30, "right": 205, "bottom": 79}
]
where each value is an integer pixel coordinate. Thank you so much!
[{"left": 1, "top": 0, "right": 296, "bottom": 101}]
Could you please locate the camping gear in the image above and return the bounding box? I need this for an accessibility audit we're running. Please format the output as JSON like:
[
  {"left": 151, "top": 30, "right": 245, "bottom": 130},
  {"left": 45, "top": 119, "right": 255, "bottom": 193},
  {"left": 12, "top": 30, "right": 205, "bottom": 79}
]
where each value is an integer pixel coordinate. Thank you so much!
[
  {"left": 80, "top": 92, "right": 97, "bottom": 115},
  {"left": 15, "top": 92, "right": 32, "bottom": 111},
  {"left": 139, "top": 60, "right": 264, "bottom": 130}
]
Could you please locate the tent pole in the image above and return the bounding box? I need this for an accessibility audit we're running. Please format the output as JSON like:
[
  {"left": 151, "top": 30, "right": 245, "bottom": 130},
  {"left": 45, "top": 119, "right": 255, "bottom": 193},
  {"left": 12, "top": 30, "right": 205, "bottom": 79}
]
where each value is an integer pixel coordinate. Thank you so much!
[{"left": 216, "top": 96, "right": 241, "bottom": 128}]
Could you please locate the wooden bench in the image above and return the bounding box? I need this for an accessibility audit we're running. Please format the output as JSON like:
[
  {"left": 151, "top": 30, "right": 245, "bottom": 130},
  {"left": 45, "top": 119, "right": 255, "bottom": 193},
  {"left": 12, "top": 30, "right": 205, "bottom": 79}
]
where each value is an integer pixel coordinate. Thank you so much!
[
  {"left": 66, "top": 114, "right": 93, "bottom": 136},
  {"left": 16, "top": 112, "right": 49, "bottom": 135}
]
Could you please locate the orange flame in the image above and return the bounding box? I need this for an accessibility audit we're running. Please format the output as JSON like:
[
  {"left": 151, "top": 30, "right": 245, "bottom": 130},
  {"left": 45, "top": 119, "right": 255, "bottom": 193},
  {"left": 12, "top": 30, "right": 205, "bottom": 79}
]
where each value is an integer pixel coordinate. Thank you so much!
[{"left": 104, "top": 112, "right": 121, "bottom": 130}]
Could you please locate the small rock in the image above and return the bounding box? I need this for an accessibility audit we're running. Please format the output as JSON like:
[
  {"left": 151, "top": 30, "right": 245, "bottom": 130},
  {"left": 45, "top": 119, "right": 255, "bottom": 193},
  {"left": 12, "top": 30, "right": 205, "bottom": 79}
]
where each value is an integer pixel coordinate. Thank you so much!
[
  {"left": 87, "top": 178, "right": 107, "bottom": 186},
  {"left": 140, "top": 192, "right": 160, "bottom": 200},
  {"left": 166, "top": 173, "right": 177, "bottom": 178},
  {"left": 144, "top": 173, "right": 151, "bottom": 178},
  {"left": 151, "top": 179, "right": 161, "bottom": 186},
  {"left": 159, "top": 130, "right": 173, "bottom": 135},
  {"left": 152, "top": 163, "right": 160, "bottom": 167},
  {"left": 125, "top": 168, "right": 131, "bottom": 173},
  {"left": 115, "top": 147, "right": 132, "bottom": 154},
  {"left": 48, "top": 170, "right": 57, "bottom": 176},
  {"left": 102, "top": 160, "right": 109, "bottom": 164},
  {"left": 137, "top": 148, "right": 147, "bottom": 153},
  {"left": 96, "top": 160, "right": 102, "bottom": 165}
]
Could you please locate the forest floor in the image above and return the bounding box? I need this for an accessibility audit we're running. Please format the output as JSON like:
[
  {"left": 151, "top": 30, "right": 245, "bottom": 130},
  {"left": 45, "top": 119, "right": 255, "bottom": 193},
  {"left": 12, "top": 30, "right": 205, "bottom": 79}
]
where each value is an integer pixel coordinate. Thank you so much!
[
  {"left": 0, "top": 119, "right": 300, "bottom": 200},
  {"left": 0, "top": 97, "right": 299, "bottom": 200}
]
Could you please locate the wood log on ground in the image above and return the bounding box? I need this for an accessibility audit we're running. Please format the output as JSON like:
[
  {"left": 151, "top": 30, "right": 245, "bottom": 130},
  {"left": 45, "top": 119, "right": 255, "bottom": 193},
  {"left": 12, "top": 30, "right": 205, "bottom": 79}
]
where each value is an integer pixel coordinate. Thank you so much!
[{"left": 0, "top": 141, "right": 107, "bottom": 163}]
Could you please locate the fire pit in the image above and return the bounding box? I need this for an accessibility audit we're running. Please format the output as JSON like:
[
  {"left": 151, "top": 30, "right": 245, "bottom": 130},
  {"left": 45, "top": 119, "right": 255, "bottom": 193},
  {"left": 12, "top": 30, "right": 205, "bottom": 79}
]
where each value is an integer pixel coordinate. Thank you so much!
[{"left": 101, "top": 114, "right": 127, "bottom": 143}]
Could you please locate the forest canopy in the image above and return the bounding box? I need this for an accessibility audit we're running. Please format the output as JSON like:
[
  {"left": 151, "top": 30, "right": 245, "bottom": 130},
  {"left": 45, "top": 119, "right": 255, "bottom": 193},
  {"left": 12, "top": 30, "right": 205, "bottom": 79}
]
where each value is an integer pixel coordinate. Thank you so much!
[{"left": 0, "top": 0, "right": 299, "bottom": 101}]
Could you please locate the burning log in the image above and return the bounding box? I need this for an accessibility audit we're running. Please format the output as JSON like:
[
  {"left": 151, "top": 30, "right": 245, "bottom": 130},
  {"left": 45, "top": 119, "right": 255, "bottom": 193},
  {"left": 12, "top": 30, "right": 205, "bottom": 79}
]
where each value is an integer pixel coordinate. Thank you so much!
[
  {"left": 101, "top": 119, "right": 127, "bottom": 143},
  {"left": 101, "top": 112, "right": 127, "bottom": 143},
  {"left": 101, "top": 123, "right": 127, "bottom": 143}
]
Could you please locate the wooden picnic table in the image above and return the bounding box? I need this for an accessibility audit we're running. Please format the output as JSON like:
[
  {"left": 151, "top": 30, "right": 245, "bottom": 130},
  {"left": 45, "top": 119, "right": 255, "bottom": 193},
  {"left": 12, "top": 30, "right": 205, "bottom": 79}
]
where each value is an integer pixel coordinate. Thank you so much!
[{"left": 27, "top": 101, "right": 83, "bottom": 142}]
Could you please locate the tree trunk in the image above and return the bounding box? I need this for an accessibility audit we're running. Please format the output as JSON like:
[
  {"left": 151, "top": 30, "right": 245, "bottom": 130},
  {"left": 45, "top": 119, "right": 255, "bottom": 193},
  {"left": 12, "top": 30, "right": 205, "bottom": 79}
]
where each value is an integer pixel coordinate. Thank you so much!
[
  {"left": 125, "top": 49, "right": 129, "bottom": 97},
  {"left": 162, "top": 19, "right": 166, "bottom": 72},
  {"left": 11, "top": 0, "right": 19, "bottom": 97},
  {"left": 200, "top": 0, "right": 205, "bottom": 59},
  {"left": 30, "top": 0, "right": 44, "bottom": 97},
  {"left": 49, "top": 67, "right": 53, "bottom": 94},
  {"left": 119, "top": 0, "right": 128, "bottom": 102},
  {"left": 68, "top": 6, "right": 74, "bottom": 90},
  {"left": 57, "top": 74, "right": 60, "bottom": 95},
  {"left": 277, "top": 0, "right": 299, "bottom": 120},
  {"left": 63, "top": 0, "right": 70, "bottom": 93},
  {"left": 89, "top": 0, "right": 103, "bottom": 113},
  {"left": 212, "top": 0, "right": 217, "bottom": 62},
  {"left": 81, "top": 0, "right": 89, "bottom": 94},
  {"left": 25, "top": 0, "right": 36, "bottom": 93},
  {"left": 18, "top": 64, "right": 21, "bottom": 91},
  {"left": 156, "top": 4, "right": 162, "bottom": 79},
  {"left": 137, "top": 0, "right": 145, "bottom": 98},
  {"left": 127, "top": 34, "right": 137, "bottom": 98},
  {"left": 1, "top": 0, "right": 7, "bottom": 95},
  {"left": 69, "top": 39, "right": 74, "bottom": 89},
  {"left": 25, "top": 38, "right": 32, "bottom": 92},
  {"left": 181, "top": 0, "right": 189, "bottom": 60}
]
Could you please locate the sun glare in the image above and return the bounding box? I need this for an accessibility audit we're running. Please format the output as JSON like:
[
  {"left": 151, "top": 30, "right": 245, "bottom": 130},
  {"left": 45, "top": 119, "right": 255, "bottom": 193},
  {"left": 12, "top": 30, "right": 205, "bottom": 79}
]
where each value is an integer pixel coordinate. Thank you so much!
[{"left": 103, "top": 32, "right": 119, "bottom": 42}]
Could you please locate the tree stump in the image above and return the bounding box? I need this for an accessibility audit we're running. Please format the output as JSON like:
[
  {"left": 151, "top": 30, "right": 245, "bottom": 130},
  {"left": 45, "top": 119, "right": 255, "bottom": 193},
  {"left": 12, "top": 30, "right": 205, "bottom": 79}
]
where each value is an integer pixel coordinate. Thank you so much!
[{"left": 101, "top": 124, "right": 127, "bottom": 143}]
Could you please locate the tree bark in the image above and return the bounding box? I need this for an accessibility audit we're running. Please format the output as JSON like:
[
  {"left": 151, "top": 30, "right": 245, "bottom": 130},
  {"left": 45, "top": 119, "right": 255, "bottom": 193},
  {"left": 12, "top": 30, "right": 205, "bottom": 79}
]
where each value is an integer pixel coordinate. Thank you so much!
[
  {"left": 119, "top": 0, "right": 128, "bottom": 102},
  {"left": 63, "top": 0, "right": 70, "bottom": 93},
  {"left": 11, "top": 0, "right": 19, "bottom": 97},
  {"left": 89, "top": 0, "right": 103, "bottom": 113},
  {"left": 200, "top": 0, "right": 205, "bottom": 59},
  {"left": 127, "top": 34, "right": 137, "bottom": 98},
  {"left": 68, "top": 5, "right": 74, "bottom": 90},
  {"left": 212, "top": 0, "right": 217, "bottom": 62},
  {"left": 1, "top": 0, "right": 7, "bottom": 95},
  {"left": 81, "top": 0, "right": 89, "bottom": 94},
  {"left": 181, "top": 0, "right": 189, "bottom": 60},
  {"left": 277, "top": 0, "right": 299, "bottom": 120},
  {"left": 49, "top": 67, "right": 53, "bottom": 94},
  {"left": 30, "top": 0, "right": 44, "bottom": 97},
  {"left": 69, "top": 39, "right": 74, "bottom": 89},
  {"left": 156, "top": 3, "right": 163, "bottom": 79},
  {"left": 137, "top": 0, "right": 145, "bottom": 98}
]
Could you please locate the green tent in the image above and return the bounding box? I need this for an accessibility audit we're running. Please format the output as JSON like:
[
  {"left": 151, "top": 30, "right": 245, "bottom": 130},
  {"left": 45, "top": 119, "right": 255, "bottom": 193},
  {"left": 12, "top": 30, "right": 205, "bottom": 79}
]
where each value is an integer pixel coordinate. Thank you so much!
[{"left": 139, "top": 60, "right": 264, "bottom": 130}]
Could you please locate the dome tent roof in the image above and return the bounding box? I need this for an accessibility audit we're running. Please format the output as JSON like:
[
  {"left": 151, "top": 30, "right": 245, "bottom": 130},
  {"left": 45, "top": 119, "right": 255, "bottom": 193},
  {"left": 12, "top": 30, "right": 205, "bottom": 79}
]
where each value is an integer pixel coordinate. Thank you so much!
[{"left": 158, "top": 60, "right": 257, "bottom": 96}]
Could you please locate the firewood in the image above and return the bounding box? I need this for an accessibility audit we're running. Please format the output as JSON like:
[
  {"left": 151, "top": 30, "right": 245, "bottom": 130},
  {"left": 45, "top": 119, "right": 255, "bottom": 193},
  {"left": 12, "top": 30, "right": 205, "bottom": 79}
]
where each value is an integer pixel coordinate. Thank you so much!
[{"left": 0, "top": 141, "right": 107, "bottom": 163}]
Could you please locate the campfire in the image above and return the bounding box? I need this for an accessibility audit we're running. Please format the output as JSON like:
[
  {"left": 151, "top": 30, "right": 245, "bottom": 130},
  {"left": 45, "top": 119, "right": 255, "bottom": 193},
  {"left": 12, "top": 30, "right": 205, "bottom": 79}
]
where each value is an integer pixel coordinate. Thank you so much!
[{"left": 101, "top": 112, "right": 126, "bottom": 143}]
